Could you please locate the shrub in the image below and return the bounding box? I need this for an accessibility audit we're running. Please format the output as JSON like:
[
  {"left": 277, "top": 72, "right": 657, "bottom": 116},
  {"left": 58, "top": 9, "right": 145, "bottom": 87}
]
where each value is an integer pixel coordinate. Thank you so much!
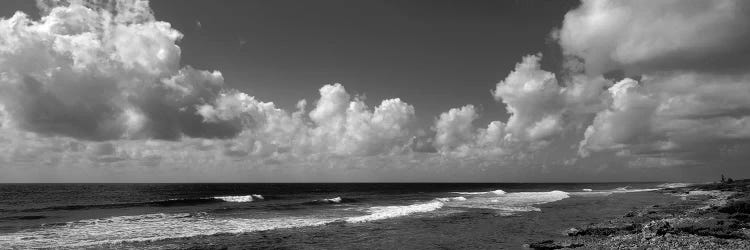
[{"left": 718, "top": 199, "right": 750, "bottom": 214}]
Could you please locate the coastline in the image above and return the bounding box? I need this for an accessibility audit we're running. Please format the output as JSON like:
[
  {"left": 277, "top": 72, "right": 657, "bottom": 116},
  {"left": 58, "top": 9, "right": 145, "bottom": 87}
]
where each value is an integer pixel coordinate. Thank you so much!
[
  {"left": 66, "top": 181, "right": 750, "bottom": 249},
  {"left": 527, "top": 180, "right": 750, "bottom": 249},
  {"left": 111, "top": 187, "right": 680, "bottom": 249}
]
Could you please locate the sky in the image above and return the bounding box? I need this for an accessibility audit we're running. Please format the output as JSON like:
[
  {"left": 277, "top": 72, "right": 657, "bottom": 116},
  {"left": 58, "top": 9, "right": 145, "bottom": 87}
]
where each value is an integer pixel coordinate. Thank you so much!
[{"left": 0, "top": 0, "right": 749, "bottom": 182}]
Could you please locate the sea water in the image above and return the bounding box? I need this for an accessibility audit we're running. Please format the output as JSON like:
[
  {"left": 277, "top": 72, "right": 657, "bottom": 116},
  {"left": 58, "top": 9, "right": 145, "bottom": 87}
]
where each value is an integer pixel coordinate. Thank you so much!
[{"left": 0, "top": 182, "right": 670, "bottom": 248}]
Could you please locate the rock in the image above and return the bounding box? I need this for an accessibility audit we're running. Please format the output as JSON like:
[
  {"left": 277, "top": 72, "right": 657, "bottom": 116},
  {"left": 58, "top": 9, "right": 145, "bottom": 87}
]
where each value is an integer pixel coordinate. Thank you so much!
[
  {"left": 565, "top": 227, "right": 581, "bottom": 236},
  {"left": 642, "top": 220, "right": 671, "bottom": 238},
  {"left": 526, "top": 240, "right": 583, "bottom": 249}
]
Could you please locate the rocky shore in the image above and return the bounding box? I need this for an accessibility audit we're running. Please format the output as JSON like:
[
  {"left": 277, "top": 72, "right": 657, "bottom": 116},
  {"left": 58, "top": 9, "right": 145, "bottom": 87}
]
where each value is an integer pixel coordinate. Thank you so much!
[{"left": 525, "top": 180, "right": 750, "bottom": 249}]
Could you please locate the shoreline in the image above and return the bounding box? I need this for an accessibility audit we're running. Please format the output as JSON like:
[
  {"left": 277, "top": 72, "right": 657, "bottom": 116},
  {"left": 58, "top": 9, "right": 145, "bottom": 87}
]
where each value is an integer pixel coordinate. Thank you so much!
[
  {"left": 526, "top": 180, "right": 750, "bottom": 249},
  {"left": 111, "top": 188, "right": 680, "bottom": 249},
  {"left": 51, "top": 182, "right": 750, "bottom": 249}
]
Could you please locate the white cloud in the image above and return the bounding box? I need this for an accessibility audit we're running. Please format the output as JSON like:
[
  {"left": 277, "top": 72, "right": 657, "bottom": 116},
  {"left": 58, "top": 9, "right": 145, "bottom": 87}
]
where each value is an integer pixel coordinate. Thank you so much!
[
  {"left": 0, "top": 0, "right": 232, "bottom": 140},
  {"left": 4, "top": 0, "right": 750, "bottom": 181},
  {"left": 578, "top": 78, "right": 657, "bottom": 156},
  {"left": 306, "top": 83, "right": 415, "bottom": 156},
  {"left": 492, "top": 54, "right": 565, "bottom": 142},
  {"left": 559, "top": 0, "right": 750, "bottom": 75},
  {"left": 579, "top": 73, "right": 750, "bottom": 160},
  {"left": 433, "top": 54, "right": 608, "bottom": 157},
  {"left": 433, "top": 105, "right": 478, "bottom": 152}
]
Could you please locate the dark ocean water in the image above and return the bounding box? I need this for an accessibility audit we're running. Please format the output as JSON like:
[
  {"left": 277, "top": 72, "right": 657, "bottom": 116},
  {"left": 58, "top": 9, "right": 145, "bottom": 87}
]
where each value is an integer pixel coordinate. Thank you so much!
[{"left": 0, "top": 182, "right": 678, "bottom": 248}]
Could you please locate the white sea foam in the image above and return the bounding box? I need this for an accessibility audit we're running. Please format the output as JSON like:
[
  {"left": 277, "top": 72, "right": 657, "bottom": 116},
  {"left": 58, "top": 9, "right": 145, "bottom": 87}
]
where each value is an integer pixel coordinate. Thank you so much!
[
  {"left": 614, "top": 188, "right": 659, "bottom": 193},
  {"left": 657, "top": 183, "right": 692, "bottom": 188},
  {"left": 451, "top": 191, "right": 488, "bottom": 195},
  {"left": 323, "top": 197, "right": 342, "bottom": 203},
  {"left": 214, "top": 194, "right": 263, "bottom": 202},
  {"left": 451, "top": 189, "right": 506, "bottom": 195},
  {"left": 490, "top": 189, "right": 506, "bottom": 195},
  {"left": 445, "top": 190, "right": 570, "bottom": 213},
  {"left": 345, "top": 201, "right": 444, "bottom": 223},
  {"left": 570, "top": 187, "right": 659, "bottom": 197},
  {"left": 0, "top": 213, "right": 332, "bottom": 249},
  {"left": 436, "top": 196, "right": 467, "bottom": 202}
]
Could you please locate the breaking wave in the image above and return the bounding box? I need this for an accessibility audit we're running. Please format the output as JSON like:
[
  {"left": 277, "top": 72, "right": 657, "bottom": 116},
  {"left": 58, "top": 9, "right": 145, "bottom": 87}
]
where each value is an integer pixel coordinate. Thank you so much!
[
  {"left": 436, "top": 196, "right": 467, "bottom": 202},
  {"left": 444, "top": 190, "right": 570, "bottom": 212},
  {"left": 657, "top": 183, "right": 692, "bottom": 189},
  {"left": 213, "top": 195, "right": 264, "bottom": 202},
  {"left": 346, "top": 201, "right": 444, "bottom": 223},
  {"left": 15, "top": 195, "right": 266, "bottom": 213},
  {"left": 569, "top": 186, "right": 660, "bottom": 197},
  {"left": 451, "top": 189, "right": 506, "bottom": 195},
  {"left": 0, "top": 213, "right": 331, "bottom": 249},
  {"left": 303, "top": 197, "right": 358, "bottom": 205},
  {"left": 2, "top": 190, "right": 579, "bottom": 248}
]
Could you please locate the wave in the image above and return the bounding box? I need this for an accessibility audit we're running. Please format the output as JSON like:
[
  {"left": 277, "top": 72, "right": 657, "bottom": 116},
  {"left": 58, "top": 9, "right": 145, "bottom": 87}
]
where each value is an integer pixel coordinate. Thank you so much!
[
  {"left": 657, "top": 183, "right": 692, "bottom": 188},
  {"left": 213, "top": 194, "right": 264, "bottom": 202},
  {"left": 445, "top": 190, "right": 570, "bottom": 212},
  {"left": 303, "top": 197, "right": 358, "bottom": 206},
  {"left": 569, "top": 187, "right": 660, "bottom": 197},
  {"left": 451, "top": 189, "right": 506, "bottom": 195},
  {"left": 2, "top": 190, "right": 576, "bottom": 248},
  {"left": 346, "top": 201, "right": 444, "bottom": 223},
  {"left": 0, "top": 212, "right": 332, "bottom": 249},
  {"left": 17, "top": 195, "right": 265, "bottom": 212},
  {"left": 436, "top": 196, "right": 467, "bottom": 202}
]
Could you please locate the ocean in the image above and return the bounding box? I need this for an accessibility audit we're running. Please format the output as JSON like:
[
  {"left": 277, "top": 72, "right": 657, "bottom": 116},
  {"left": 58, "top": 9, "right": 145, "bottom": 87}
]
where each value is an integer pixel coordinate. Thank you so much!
[{"left": 0, "top": 182, "right": 674, "bottom": 249}]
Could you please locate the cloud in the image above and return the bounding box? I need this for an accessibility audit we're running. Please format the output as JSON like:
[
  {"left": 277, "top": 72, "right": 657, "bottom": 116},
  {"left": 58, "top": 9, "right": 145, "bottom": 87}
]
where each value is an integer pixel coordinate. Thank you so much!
[
  {"left": 0, "top": 0, "right": 426, "bottom": 181},
  {"left": 0, "top": 0, "right": 237, "bottom": 140},
  {"left": 433, "top": 54, "right": 608, "bottom": 157},
  {"left": 433, "top": 105, "right": 478, "bottom": 152},
  {"left": 553, "top": 0, "right": 750, "bottom": 169},
  {"left": 579, "top": 73, "right": 750, "bottom": 161},
  {"left": 558, "top": 0, "right": 750, "bottom": 75},
  {"left": 3, "top": 0, "right": 750, "bottom": 181},
  {"left": 197, "top": 83, "right": 416, "bottom": 158},
  {"left": 578, "top": 78, "right": 657, "bottom": 156},
  {"left": 492, "top": 54, "right": 565, "bottom": 142}
]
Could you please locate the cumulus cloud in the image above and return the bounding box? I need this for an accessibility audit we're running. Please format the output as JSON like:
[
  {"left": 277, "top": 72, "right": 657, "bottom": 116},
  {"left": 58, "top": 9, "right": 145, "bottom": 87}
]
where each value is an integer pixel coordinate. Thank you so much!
[
  {"left": 0, "top": 0, "right": 416, "bottom": 156},
  {"left": 198, "top": 83, "right": 416, "bottom": 158},
  {"left": 430, "top": 0, "right": 750, "bottom": 171},
  {"left": 492, "top": 54, "right": 565, "bottom": 142},
  {"left": 433, "top": 105, "right": 478, "bottom": 152},
  {"left": 306, "top": 83, "right": 415, "bottom": 156},
  {"left": 563, "top": 0, "right": 750, "bottom": 166},
  {"left": 579, "top": 73, "right": 750, "bottom": 160},
  {"left": 3, "top": 0, "right": 750, "bottom": 181},
  {"left": 0, "top": 0, "right": 426, "bottom": 182},
  {"left": 578, "top": 78, "right": 657, "bottom": 156},
  {"left": 433, "top": 54, "right": 607, "bottom": 157},
  {"left": 558, "top": 0, "right": 750, "bottom": 75},
  {"left": 0, "top": 0, "right": 233, "bottom": 140}
]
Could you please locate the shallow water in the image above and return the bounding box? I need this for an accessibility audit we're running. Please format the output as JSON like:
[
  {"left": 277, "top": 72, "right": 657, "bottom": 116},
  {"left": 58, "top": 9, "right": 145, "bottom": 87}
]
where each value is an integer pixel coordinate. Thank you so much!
[{"left": 0, "top": 182, "right": 673, "bottom": 248}]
